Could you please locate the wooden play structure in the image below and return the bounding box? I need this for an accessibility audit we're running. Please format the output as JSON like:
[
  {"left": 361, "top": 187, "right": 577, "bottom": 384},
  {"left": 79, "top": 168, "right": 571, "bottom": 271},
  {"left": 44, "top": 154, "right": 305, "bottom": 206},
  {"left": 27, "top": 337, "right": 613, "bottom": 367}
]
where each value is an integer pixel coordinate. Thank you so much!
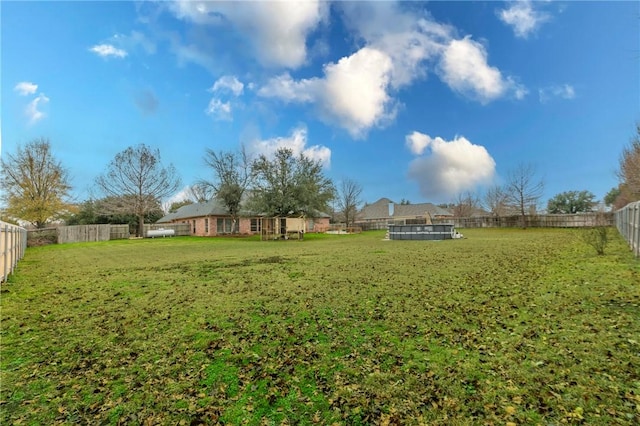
[{"left": 259, "top": 216, "right": 306, "bottom": 241}]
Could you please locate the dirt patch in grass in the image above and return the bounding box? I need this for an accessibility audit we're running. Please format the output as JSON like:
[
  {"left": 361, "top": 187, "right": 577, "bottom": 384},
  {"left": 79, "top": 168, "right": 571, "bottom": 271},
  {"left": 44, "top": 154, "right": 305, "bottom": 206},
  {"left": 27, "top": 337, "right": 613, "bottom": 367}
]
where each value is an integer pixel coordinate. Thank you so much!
[{"left": 1, "top": 229, "right": 639, "bottom": 425}]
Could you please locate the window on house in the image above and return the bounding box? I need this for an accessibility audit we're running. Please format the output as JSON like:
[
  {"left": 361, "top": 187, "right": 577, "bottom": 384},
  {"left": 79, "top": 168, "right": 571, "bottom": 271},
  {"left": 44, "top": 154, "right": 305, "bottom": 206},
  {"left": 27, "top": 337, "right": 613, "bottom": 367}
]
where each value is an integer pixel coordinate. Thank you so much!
[
  {"left": 204, "top": 218, "right": 209, "bottom": 233},
  {"left": 250, "top": 218, "right": 261, "bottom": 232},
  {"left": 216, "top": 218, "right": 234, "bottom": 234},
  {"left": 192, "top": 220, "right": 196, "bottom": 234}
]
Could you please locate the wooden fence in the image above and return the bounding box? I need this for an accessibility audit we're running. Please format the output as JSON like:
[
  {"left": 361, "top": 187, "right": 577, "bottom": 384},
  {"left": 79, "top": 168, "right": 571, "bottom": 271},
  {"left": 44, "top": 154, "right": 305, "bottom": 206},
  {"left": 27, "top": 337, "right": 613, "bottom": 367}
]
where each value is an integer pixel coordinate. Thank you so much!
[
  {"left": 433, "top": 213, "right": 614, "bottom": 229},
  {"left": 615, "top": 201, "right": 640, "bottom": 258},
  {"left": 27, "top": 223, "right": 190, "bottom": 246},
  {"left": 1, "top": 221, "right": 27, "bottom": 283},
  {"left": 28, "top": 224, "right": 130, "bottom": 246},
  {"left": 58, "top": 225, "right": 113, "bottom": 244},
  {"left": 358, "top": 213, "right": 614, "bottom": 231},
  {"left": 110, "top": 225, "right": 130, "bottom": 240}
]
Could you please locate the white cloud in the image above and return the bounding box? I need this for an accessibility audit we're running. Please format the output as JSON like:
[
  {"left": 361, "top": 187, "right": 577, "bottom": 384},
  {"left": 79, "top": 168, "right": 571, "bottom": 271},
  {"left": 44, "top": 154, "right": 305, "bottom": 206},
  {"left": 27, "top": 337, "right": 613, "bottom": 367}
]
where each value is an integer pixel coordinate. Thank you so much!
[
  {"left": 247, "top": 126, "right": 331, "bottom": 168},
  {"left": 338, "top": 2, "right": 450, "bottom": 89},
  {"left": 89, "top": 44, "right": 127, "bottom": 58},
  {"left": 256, "top": 3, "right": 526, "bottom": 138},
  {"left": 341, "top": 3, "right": 527, "bottom": 104},
  {"left": 165, "top": 1, "right": 525, "bottom": 138},
  {"left": 406, "top": 132, "right": 496, "bottom": 199},
  {"left": 406, "top": 131, "right": 432, "bottom": 156},
  {"left": 257, "top": 73, "right": 317, "bottom": 103},
  {"left": 205, "top": 76, "right": 245, "bottom": 121},
  {"left": 26, "top": 93, "right": 50, "bottom": 124},
  {"left": 162, "top": 186, "right": 194, "bottom": 213},
  {"left": 210, "top": 76, "right": 244, "bottom": 96},
  {"left": 438, "top": 36, "right": 526, "bottom": 103},
  {"left": 205, "top": 98, "right": 232, "bottom": 121},
  {"left": 14, "top": 82, "right": 38, "bottom": 96},
  {"left": 168, "top": 0, "right": 327, "bottom": 69},
  {"left": 317, "top": 48, "right": 395, "bottom": 138},
  {"left": 259, "top": 47, "right": 395, "bottom": 138},
  {"left": 497, "top": 1, "right": 550, "bottom": 39},
  {"left": 539, "top": 84, "right": 576, "bottom": 103}
]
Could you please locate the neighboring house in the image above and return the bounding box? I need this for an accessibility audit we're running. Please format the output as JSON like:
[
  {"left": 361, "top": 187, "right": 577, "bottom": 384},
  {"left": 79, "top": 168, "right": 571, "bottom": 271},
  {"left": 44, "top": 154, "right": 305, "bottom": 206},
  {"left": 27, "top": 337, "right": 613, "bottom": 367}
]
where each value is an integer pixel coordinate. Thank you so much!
[
  {"left": 157, "top": 199, "right": 331, "bottom": 237},
  {"left": 356, "top": 198, "right": 453, "bottom": 229}
]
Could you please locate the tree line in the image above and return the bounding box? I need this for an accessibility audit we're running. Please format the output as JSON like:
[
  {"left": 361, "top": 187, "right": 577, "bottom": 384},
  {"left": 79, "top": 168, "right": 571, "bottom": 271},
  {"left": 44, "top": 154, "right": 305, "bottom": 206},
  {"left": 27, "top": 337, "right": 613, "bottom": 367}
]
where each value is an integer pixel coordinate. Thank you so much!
[
  {"left": 0, "top": 139, "right": 360, "bottom": 236},
  {"left": 2, "top": 125, "right": 639, "bottom": 233}
]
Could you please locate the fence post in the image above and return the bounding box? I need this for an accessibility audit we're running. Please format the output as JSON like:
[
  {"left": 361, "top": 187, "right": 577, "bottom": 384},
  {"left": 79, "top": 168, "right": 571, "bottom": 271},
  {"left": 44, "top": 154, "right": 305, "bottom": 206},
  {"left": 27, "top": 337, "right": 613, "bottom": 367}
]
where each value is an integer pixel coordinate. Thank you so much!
[{"left": 2, "top": 224, "right": 7, "bottom": 281}]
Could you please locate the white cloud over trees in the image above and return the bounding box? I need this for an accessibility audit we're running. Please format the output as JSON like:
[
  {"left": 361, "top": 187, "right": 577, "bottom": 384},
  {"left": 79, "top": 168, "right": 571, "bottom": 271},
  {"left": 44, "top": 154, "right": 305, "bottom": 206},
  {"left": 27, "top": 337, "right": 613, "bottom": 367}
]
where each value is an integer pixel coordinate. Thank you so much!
[
  {"left": 14, "top": 82, "right": 49, "bottom": 124},
  {"left": 26, "top": 94, "right": 50, "bottom": 125},
  {"left": 247, "top": 126, "right": 331, "bottom": 168},
  {"left": 406, "top": 132, "right": 496, "bottom": 199},
  {"left": 205, "top": 75, "right": 245, "bottom": 121}
]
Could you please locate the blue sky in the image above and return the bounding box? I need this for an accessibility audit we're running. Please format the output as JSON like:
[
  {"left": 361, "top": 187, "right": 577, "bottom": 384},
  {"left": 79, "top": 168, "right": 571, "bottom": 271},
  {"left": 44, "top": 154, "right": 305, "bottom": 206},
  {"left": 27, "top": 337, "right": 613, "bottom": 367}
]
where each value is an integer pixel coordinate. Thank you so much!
[{"left": 2, "top": 1, "right": 639, "bottom": 209}]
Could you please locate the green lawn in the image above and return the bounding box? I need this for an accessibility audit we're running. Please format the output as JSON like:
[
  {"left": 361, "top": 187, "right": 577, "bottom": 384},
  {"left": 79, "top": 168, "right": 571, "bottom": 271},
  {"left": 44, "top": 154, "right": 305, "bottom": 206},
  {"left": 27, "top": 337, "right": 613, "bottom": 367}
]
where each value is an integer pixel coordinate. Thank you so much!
[{"left": 1, "top": 229, "right": 639, "bottom": 425}]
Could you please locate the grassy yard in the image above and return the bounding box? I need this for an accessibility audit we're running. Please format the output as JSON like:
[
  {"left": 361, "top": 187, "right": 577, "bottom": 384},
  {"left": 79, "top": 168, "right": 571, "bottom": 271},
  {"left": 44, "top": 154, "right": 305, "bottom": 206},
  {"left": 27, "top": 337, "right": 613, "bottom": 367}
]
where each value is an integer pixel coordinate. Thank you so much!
[{"left": 1, "top": 229, "right": 639, "bottom": 425}]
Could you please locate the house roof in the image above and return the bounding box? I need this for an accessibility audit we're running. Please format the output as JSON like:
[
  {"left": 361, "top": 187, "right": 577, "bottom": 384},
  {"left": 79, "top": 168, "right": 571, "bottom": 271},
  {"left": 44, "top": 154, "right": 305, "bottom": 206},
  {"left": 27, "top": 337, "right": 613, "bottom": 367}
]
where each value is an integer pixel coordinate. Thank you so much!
[
  {"left": 157, "top": 199, "right": 229, "bottom": 223},
  {"left": 358, "top": 197, "right": 452, "bottom": 221},
  {"left": 157, "top": 198, "right": 331, "bottom": 223},
  {"left": 394, "top": 203, "right": 453, "bottom": 218},
  {"left": 358, "top": 198, "right": 394, "bottom": 221}
]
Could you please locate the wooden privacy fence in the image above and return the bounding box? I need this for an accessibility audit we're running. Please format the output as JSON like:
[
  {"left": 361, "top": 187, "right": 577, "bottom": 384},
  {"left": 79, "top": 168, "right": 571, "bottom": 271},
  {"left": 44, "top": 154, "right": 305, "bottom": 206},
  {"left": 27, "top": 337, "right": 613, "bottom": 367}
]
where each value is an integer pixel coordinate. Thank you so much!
[
  {"left": 57, "top": 225, "right": 130, "bottom": 244},
  {"left": 433, "top": 213, "right": 614, "bottom": 229},
  {"left": 1, "top": 221, "right": 27, "bottom": 283},
  {"left": 615, "top": 201, "right": 640, "bottom": 258},
  {"left": 58, "top": 225, "right": 113, "bottom": 244},
  {"left": 358, "top": 213, "right": 614, "bottom": 231},
  {"left": 28, "top": 224, "right": 130, "bottom": 246}
]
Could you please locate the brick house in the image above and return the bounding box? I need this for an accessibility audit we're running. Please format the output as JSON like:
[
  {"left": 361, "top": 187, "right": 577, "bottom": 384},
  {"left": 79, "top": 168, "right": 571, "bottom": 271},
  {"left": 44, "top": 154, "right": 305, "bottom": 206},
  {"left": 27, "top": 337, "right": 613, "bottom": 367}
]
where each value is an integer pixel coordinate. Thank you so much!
[
  {"left": 355, "top": 197, "right": 453, "bottom": 230},
  {"left": 157, "top": 199, "right": 331, "bottom": 237}
]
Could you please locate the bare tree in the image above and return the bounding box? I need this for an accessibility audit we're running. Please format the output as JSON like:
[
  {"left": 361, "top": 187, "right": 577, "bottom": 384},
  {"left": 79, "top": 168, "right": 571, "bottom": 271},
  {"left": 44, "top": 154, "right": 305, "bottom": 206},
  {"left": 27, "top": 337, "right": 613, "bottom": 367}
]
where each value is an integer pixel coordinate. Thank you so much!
[
  {"left": 616, "top": 124, "right": 640, "bottom": 203},
  {"left": 95, "top": 144, "right": 181, "bottom": 236},
  {"left": 505, "top": 163, "right": 544, "bottom": 228},
  {"left": 452, "top": 191, "right": 480, "bottom": 218},
  {"left": 0, "top": 138, "right": 72, "bottom": 228},
  {"left": 185, "top": 183, "right": 213, "bottom": 203},
  {"left": 483, "top": 185, "right": 509, "bottom": 217},
  {"left": 200, "top": 147, "right": 252, "bottom": 233},
  {"left": 336, "top": 178, "right": 363, "bottom": 226}
]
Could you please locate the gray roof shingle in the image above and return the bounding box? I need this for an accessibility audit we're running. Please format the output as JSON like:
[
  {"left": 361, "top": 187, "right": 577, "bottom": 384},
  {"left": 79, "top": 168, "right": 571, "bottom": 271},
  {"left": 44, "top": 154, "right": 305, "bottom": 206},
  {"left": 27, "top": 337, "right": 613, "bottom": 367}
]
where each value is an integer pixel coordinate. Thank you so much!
[
  {"left": 157, "top": 199, "right": 229, "bottom": 223},
  {"left": 358, "top": 197, "right": 452, "bottom": 221}
]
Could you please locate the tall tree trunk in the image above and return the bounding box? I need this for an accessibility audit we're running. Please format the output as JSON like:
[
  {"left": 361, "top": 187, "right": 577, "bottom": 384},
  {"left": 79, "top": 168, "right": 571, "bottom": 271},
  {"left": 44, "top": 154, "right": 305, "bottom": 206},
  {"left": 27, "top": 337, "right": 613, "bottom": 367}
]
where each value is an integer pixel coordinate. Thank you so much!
[{"left": 138, "top": 214, "right": 145, "bottom": 237}]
